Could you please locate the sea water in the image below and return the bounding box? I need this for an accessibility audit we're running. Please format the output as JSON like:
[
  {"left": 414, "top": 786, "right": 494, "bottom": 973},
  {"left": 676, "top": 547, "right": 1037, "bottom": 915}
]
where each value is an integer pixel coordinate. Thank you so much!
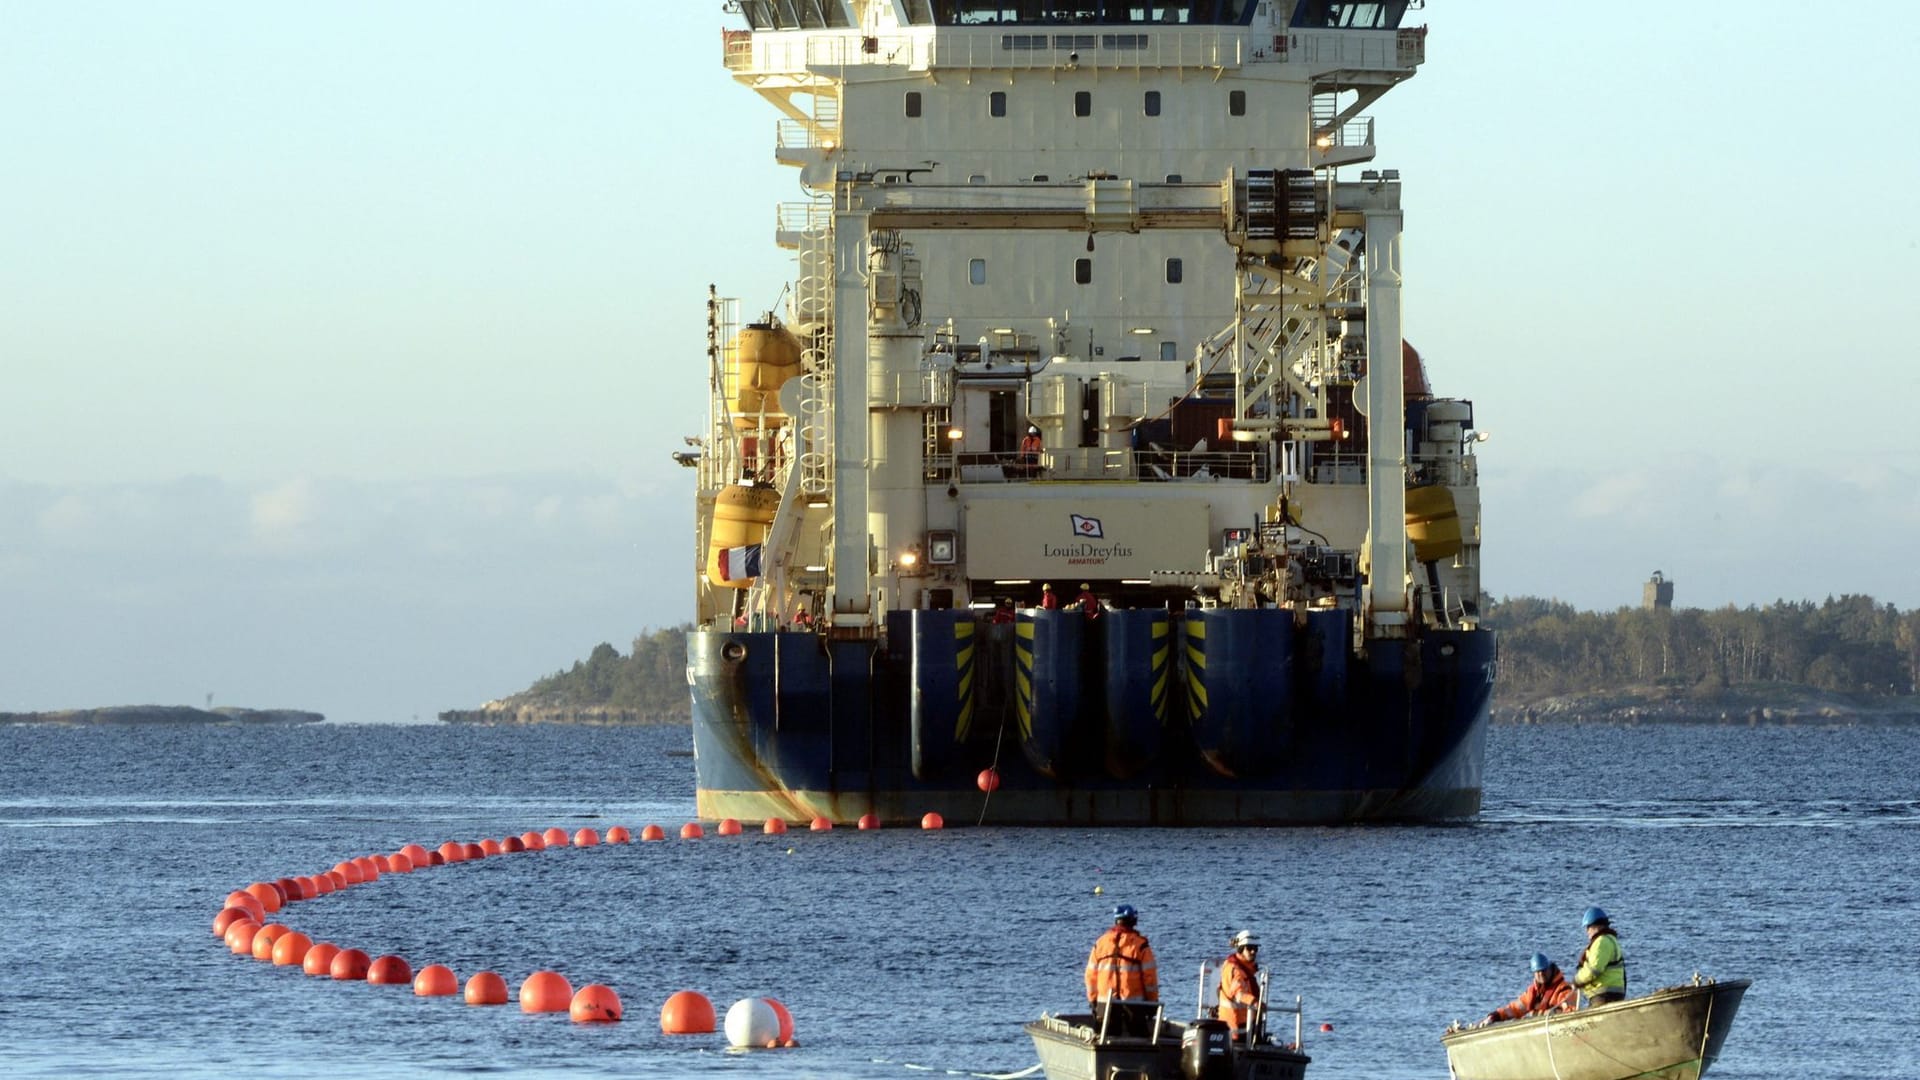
[{"left": 0, "top": 721, "right": 1913, "bottom": 1079}]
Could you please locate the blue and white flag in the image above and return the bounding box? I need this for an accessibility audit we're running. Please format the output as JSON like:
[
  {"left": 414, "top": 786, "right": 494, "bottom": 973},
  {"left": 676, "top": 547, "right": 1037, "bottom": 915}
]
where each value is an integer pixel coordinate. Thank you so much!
[
  {"left": 718, "top": 544, "right": 763, "bottom": 581},
  {"left": 1069, "top": 514, "right": 1104, "bottom": 539}
]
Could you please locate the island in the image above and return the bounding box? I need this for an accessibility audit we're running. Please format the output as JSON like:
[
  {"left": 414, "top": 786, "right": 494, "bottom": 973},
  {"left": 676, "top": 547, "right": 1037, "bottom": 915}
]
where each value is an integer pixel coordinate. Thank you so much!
[{"left": 1, "top": 706, "right": 324, "bottom": 726}]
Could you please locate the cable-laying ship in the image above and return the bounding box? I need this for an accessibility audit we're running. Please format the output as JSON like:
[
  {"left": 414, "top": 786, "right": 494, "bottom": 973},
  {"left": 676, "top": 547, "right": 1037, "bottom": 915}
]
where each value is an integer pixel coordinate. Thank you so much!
[{"left": 681, "top": 0, "right": 1494, "bottom": 825}]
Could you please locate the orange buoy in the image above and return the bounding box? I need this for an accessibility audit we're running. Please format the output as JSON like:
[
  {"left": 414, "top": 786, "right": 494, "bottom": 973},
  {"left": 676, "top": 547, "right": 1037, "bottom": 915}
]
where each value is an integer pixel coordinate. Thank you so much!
[
  {"left": 335, "top": 860, "right": 365, "bottom": 884},
  {"left": 660, "top": 990, "right": 717, "bottom": 1034},
  {"left": 858, "top": 813, "right": 880, "bottom": 830},
  {"left": 762, "top": 818, "right": 787, "bottom": 835},
  {"left": 542, "top": 827, "right": 570, "bottom": 848},
  {"left": 272, "top": 931, "right": 313, "bottom": 967},
  {"left": 250, "top": 923, "right": 291, "bottom": 960},
  {"left": 414, "top": 964, "right": 458, "bottom": 996},
  {"left": 311, "top": 873, "right": 336, "bottom": 896},
  {"left": 977, "top": 768, "right": 1001, "bottom": 793},
  {"left": 224, "top": 890, "right": 265, "bottom": 922},
  {"left": 213, "top": 907, "right": 253, "bottom": 937},
  {"left": 296, "top": 874, "right": 322, "bottom": 896},
  {"left": 352, "top": 856, "right": 381, "bottom": 881},
  {"left": 570, "top": 983, "right": 623, "bottom": 1023},
  {"left": 680, "top": 822, "right": 704, "bottom": 840},
  {"left": 386, "top": 853, "right": 413, "bottom": 873},
  {"left": 367, "top": 955, "right": 412, "bottom": 985},
  {"left": 460, "top": 842, "right": 484, "bottom": 861},
  {"left": 573, "top": 828, "right": 600, "bottom": 847},
  {"left": 245, "top": 882, "right": 284, "bottom": 914},
  {"left": 640, "top": 824, "right": 666, "bottom": 842},
  {"left": 400, "top": 843, "right": 432, "bottom": 867},
  {"left": 372, "top": 854, "right": 393, "bottom": 873},
  {"left": 464, "top": 971, "right": 509, "bottom": 1006},
  {"left": 330, "top": 948, "right": 372, "bottom": 981},
  {"left": 809, "top": 816, "right": 832, "bottom": 832},
  {"left": 436, "top": 841, "right": 463, "bottom": 863},
  {"left": 302, "top": 942, "right": 341, "bottom": 977},
  {"left": 426, "top": 853, "right": 445, "bottom": 866},
  {"left": 326, "top": 869, "right": 350, "bottom": 889},
  {"left": 605, "top": 826, "right": 632, "bottom": 843},
  {"left": 519, "top": 971, "right": 573, "bottom": 1013},
  {"left": 502, "top": 835, "right": 526, "bottom": 853},
  {"left": 224, "top": 920, "right": 262, "bottom": 955},
  {"left": 273, "top": 877, "right": 304, "bottom": 902},
  {"left": 479, "top": 838, "right": 503, "bottom": 856},
  {"left": 921, "top": 812, "right": 944, "bottom": 830},
  {"left": 716, "top": 818, "right": 742, "bottom": 836},
  {"left": 519, "top": 831, "right": 546, "bottom": 850},
  {"left": 1320, "top": 1022, "right": 1334, "bottom": 1032},
  {"left": 766, "top": 997, "right": 795, "bottom": 1042}
]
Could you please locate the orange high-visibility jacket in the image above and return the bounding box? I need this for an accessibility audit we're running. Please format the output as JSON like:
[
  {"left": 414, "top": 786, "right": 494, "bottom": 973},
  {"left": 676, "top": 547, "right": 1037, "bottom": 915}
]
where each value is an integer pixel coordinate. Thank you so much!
[
  {"left": 1490, "top": 970, "right": 1576, "bottom": 1021},
  {"left": 1085, "top": 925, "right": 1159, "bottom": 1002},
  {"left": 1216, "top": 953, "right": 1260, "bottom": 1033}
]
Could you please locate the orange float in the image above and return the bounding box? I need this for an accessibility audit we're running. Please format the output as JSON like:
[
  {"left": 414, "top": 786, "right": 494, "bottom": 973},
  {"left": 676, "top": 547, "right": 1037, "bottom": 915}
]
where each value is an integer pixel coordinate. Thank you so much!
[
  {"left": 334, "top": 861, "right": 365, "bottom": 885},
  {"left": 213, "top": 907, "right": 253, "bottom": 936},
  {"left": 273, "top": 877, "right": 304, "bottom": 902},
  {"left": 519, "top": 971, "right": 573, "bottom": 1013},
  {"left": 312, "top": 873, "right": 336, "bottom": 896},
  {"left": 436, "top": 841, "right": 464, "bottom": 863},
  {"left": 303, "top": 942, "right": 341, "bottom": 976},
  {"left": 414, "top": 964, "right": 458, "bottom": 996},
  {"left": 330, "top": 948, "right": 372, "bottom": 981},
  {"left": 570, "top": 984, "right": 623, "bottom": 1023},
  {"left": 400, "top": 843, "right": 432, "bottom": 867},
  {"left": 327, "top": 869, "right": 350, "bottom": 889},
  {"left": 810, "top": 816, "right": 832, "bottom": 832},
  {"left": 426, "top": 852, "right": 445, "bottom": 866},
  {"left": 224, "top": 890, "right": 266, "bottom": 922},
  {"left": 245, "top": 882, "right": 284, "bottom": 914},
  {"left": 465, "top": 971, "right": 509, "bottom": 1005},
  {"left": 296, "top": 874, "right": 321, "bottom": 896},
  {"left": 372, "top": 854, "right": 393, "bottom": 873},
  {"left": 352, "top": 856, "right": 381, "bottom": 881},
  {"left": 502, "top": 835, "right": 526, "bottom": 853},
  {"left": 605, "top": 826, "right": 632, "bottom": 843},
  {"left": 661, "top": 989, "right": 717, "bottom": 1034},
  {"left": 519, "top": 831, "right": 546, "bottom": 850},
  {"left": 272, "top": 931, "right": 313, "bottom": 967},
  {"left": 858, "top": 813, "right": 881, "bottom": 830},
  {"left": 250, "top": 923, "right": 290, "bottom": 961},
  {"left": 977, "top": 768, "right": 1001, "bottom": 792},
  {"left": 224, "top": 920, "right": 262, "bottom": 955},
  {"left": 573, "top": 828, "right": 600, "bottom": 847},
  {"left": 766, "top": 997, "right": 796, "bottom": 1042},
  {"left": 640, "top": 824, "right": 666, "bottom": 842},
  {"left": 386, "top": 853, "right": 413, "bottom": 873},
  {"left": 921, "top": 812, "right": 944, "bottom": 830},
  {"left": 679, "top": 822, "right": 704, "bottom": 840},
  {"left": 542, "top": 827, "right": 569, "bottom": 847},
  {"left": 367, "top": 955, "right": 412, "bottom": 985},
  {"left": 763, "top": 818, "right": 788, "bottom": 835},
  {"left": 716, "top": 818, "right": 742, "bottom": 836},
  {"left": 480, "top": 838, "right": 504, "bottom": 856},
  {"left": 460, "top": 842, "right": 484, "bottom": 861}
]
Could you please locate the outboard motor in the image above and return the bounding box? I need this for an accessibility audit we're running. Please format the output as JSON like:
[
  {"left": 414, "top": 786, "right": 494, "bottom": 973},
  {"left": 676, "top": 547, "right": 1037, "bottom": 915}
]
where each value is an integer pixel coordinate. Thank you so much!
[{"left": 1180, "top": 1018, "right": 1233, "bottom": 1080}]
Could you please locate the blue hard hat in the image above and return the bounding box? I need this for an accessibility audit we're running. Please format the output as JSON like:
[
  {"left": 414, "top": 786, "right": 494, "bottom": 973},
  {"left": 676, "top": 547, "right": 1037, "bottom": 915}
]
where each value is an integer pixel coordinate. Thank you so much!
[
  {"left": 1112, "top": 903, "right": 1138, "bottom": 921},
  {"left": 1582, "top": 906, "right": 1610, "bottom": 928},
  {"left": 1529, "top": 952, "right": 1552, "bottom": 973}
]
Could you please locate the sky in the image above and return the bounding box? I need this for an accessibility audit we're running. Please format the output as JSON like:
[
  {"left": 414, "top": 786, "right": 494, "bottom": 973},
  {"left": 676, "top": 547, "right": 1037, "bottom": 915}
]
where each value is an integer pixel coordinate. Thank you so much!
[{"left": 3, "top": 2, "right": 1916, "bottom": 721}]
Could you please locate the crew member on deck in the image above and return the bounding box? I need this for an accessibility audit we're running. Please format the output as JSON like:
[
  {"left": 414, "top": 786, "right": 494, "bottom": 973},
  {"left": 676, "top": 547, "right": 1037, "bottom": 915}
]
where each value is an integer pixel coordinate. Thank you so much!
[
  {"left": 1478, "top": 953, "right": 1575, "bottom": 1026},
  {"left": 1085, "top": 904, "right": 1159, "bottom": 1003},
  {"left": 1574, "top": 907, "right": 1627, "bottom": 1006},
  {"left": 991, "top": 598, "right": 1016, "bottom": 624},
  {"left": 1040, "top": 583, "right": 1060, "bottom": 610},
  {"left": 1217, "top": 930, "right": 1262, "bottom": 1038},
  {"left": 1076, "top": 583, "right": 1101, "bottom": 619},
  {"left": 1020, "top": 425, "right": 1043, "bottom": 464}
]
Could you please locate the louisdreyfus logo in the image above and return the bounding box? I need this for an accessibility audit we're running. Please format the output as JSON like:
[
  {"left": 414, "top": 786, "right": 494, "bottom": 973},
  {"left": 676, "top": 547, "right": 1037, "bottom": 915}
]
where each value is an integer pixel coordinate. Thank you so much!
[{"left": 1045, "top": 514, "right": 1133, "bottom": 565}]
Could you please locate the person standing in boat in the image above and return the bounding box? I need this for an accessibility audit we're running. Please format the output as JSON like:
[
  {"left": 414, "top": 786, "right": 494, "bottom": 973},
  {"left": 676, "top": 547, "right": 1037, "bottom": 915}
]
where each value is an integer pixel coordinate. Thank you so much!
[
  {"left": 1216, "top": 929, "right": 1263, "bottom": 1038},
  {"left": 1085, "top": 903, "right": 1159, "bottom": 1003},
  {"left": 1574, "top": 907, "right": 1627, "bottom": 1006},
  {"left": 1477, "top": 952, "right": 1575, "bottom": 1026}
]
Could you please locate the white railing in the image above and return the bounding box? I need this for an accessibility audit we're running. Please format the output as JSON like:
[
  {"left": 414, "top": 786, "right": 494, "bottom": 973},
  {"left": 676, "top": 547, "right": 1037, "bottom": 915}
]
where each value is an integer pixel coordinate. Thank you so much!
[{"left": 725, "top": 28, "right": 1250, "bottom": 74}]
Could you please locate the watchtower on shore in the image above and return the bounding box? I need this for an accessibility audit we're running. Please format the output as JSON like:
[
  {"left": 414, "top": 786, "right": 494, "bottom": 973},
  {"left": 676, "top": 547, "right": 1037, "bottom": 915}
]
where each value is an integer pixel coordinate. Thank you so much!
[{"left": 1643, "top": 570, "right": 1674, "bottom": 610}]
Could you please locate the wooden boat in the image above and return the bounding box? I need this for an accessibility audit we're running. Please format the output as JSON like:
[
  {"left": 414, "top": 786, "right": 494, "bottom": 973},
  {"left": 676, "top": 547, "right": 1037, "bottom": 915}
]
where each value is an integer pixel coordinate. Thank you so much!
[
  {"left": 1027, "top": 985, "right": 1310, "bottom": 1080},
  {"left": 1440, "top": 976, "right": 1750, "bottom": 1080}
]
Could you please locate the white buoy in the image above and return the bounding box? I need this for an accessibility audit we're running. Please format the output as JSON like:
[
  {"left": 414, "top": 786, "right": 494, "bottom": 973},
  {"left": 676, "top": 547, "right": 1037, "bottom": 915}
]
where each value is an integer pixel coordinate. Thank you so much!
[{"left": 724, "top": 997, "right": 780, "bottom": 1048}]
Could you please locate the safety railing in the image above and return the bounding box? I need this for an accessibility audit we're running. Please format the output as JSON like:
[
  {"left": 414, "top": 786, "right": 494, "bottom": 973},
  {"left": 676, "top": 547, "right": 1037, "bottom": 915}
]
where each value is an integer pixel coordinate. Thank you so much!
[
  {"left": 927, "top": 447, "right": 1267, "bottom": 484},
  {"left": 724, "top": 28, "right": 1251, "bottom": 74}
]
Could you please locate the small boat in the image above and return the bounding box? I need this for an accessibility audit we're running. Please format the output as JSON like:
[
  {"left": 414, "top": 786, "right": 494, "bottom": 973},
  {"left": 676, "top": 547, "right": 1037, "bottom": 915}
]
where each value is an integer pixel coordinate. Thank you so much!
[
  {"left": 1027, "top": 967, "right": 1310, "bottom": 1080},
  {"left": 1440, "top": 976, "right": 1750, "bottom": 1080}
]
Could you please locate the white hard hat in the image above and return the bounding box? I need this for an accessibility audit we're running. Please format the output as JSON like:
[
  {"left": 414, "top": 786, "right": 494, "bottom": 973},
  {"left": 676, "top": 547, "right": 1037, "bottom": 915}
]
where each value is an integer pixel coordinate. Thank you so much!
[{"left": 1231, "top": 930, "right": 1260, "bottom": 949}]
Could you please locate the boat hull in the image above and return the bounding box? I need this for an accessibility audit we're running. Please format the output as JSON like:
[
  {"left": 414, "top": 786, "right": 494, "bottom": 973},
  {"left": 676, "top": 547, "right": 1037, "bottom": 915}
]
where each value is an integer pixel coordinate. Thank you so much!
[
  {"left": 688, "top": 611, "right": 1493, "bottom": 825},
  {"left": 1440, "top": 980, "right": 1750, "bottom": 1080},
  {"left": 1026, "top": 1013, "right": 1309, "bottom": 1080}
]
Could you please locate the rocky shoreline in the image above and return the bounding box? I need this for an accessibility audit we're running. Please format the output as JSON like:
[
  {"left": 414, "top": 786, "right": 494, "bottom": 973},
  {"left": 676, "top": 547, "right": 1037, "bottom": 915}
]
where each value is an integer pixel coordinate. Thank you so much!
[
  {"left": 1, "top": 706, "right": 324, "bottom": 726},
  {"left": 437, "top": 703, "right": 683, "bottom": 725},
  {"left": 1493, "top": 684, "right": 1920, "bottom": 726}
]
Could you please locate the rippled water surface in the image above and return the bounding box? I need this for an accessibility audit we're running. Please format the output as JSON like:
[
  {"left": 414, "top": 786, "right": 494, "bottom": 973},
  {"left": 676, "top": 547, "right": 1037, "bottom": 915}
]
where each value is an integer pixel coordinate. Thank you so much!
[{"left": 1, "top": 722, "right": 1915, "bottom": 1079}]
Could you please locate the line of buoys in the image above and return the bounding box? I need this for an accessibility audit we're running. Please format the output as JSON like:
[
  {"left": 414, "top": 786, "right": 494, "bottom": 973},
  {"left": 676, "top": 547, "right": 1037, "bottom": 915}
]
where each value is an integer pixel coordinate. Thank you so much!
[
  {"left": 661, "top": 989, "right": 717, "bottom": 1034},
  {"left": 520, "top": 971, "right": 573, "bottom": 1013}
]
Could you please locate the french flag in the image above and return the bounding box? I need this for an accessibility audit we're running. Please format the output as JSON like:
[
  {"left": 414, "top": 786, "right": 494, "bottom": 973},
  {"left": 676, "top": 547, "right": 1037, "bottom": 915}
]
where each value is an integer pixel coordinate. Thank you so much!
[{"left": 718, "top": 544, "right": 763, "bottom": 582}]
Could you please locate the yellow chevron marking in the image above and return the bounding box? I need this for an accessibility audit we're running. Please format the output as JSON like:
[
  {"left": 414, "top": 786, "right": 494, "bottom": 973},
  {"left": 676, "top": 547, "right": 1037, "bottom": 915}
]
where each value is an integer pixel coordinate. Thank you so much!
[
  {"left": 1187, "top": 644, "right": 1205, "bottom": 668},
  {"left": 1016, "top": 621, "right": 1035, "bottom": 640},
  {"left": 1187, "top": 620, "right": 1206, "bottom": 640}
]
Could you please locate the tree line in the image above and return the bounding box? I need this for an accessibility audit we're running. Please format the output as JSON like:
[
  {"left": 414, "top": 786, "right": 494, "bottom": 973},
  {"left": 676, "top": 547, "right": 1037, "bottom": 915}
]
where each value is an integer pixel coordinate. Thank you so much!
[{"left": 515, "top": 597, "right": 1920, "bottom": 713}]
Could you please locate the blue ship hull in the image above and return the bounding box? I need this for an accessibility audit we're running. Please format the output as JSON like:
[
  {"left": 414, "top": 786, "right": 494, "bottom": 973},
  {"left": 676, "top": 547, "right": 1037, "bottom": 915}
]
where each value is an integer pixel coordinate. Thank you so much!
[{"left": 688, "top": 609, "right": 1493, "bottom": 825}]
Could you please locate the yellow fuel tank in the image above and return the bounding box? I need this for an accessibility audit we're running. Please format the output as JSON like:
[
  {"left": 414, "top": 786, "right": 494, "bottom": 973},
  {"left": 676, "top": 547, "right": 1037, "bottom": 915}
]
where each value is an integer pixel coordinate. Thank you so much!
[
  {"left": 1405, "top": 484, "right": 1464, "bottom": 564},
  {"left": 727, "top": 323, "right": 802, "bottom": 429},
  {"left": 705, "top": 484, "right": 780, "bottom": 589}
]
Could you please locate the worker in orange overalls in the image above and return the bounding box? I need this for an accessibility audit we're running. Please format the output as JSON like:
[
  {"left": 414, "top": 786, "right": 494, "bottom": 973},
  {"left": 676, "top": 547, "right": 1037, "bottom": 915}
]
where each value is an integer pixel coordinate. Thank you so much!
[
  {"left": 1478, "top": 953, "right": 1576, "bottom": 1026},
  {"left": 1085, "top": 904, "right": 1159, "bottom": 1003},
  {"left": 1217, "top": 929, "right": 1262, "bottom": 1038}
]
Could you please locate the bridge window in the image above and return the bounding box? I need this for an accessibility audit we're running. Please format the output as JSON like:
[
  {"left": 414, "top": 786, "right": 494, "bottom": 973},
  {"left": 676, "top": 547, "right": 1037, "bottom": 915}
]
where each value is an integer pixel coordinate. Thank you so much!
[
  {"left": 906, "top": 91, "right": 923, "bottom": 118},
  {"left": 970, "top": 258, "right": 987, "bottom": 285},
  {"left": 1165, "top": 258, "right": 1183, "bottom": 284},
  {"left": 1144, "top": 90, "right": 1161, "bottom": 117},
  {"left": 1074, "top": 91, "right": 1091, "bottom": 117},
  {"left": 1160, "top": 341, "right": 1177, "bottom": 362},
  {"left": 1229, "top": 89, "right": 1246, "bottom": 116},
  {"left": 1289, "top": 2, "right": 1408, "bottom": 29},
  {"left": 926, "top": 1, "right": 1259, "bottom": 25},
  {"left": 1075, "top": 258, "right": 1092, "bottom": 285},
  {"left": 989, "top": 91, "right": 1006, "bottom": 118}
]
